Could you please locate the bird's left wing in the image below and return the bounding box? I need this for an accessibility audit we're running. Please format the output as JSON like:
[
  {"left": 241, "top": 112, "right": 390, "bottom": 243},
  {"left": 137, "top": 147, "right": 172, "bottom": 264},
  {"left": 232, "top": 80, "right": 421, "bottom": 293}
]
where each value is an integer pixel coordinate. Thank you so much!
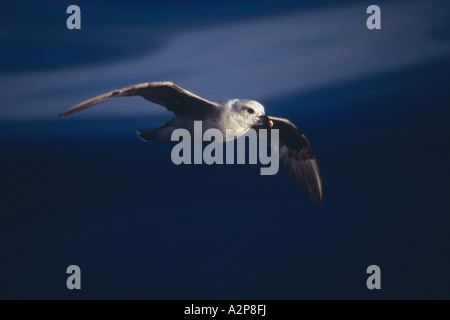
[
  {"left": 59, "top": 81, "right": 218, "bottom": 117},
  {"left": 255, "top": 116, "right": 323, "bottom": 202}
]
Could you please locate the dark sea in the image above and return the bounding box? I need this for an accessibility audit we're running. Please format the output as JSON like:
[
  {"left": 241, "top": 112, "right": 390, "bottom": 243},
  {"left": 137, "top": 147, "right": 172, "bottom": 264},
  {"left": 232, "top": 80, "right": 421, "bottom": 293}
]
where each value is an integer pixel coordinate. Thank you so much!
[{"left": 0, "top": 0, "right": 449, "bottom": 299}]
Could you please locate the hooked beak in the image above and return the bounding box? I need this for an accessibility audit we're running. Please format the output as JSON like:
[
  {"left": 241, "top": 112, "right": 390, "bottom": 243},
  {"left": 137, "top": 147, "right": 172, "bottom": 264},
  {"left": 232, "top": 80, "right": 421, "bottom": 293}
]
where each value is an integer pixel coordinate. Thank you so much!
[{"left": 256, "top": 115, "right": 273, "bottom": 128}]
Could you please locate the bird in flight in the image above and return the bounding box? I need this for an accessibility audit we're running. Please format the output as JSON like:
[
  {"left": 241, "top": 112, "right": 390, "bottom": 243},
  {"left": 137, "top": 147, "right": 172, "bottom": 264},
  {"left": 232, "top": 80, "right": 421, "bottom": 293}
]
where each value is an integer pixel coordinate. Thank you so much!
[{"left": 59, "top": 82, "right": 323, "bottom": 202}]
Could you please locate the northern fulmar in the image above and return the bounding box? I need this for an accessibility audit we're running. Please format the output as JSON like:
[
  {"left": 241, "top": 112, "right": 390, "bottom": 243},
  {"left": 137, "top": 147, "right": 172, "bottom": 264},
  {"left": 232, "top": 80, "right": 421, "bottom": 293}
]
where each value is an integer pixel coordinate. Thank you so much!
[{"left": 59, "top": 82, "right": 323, "bottom": 202}]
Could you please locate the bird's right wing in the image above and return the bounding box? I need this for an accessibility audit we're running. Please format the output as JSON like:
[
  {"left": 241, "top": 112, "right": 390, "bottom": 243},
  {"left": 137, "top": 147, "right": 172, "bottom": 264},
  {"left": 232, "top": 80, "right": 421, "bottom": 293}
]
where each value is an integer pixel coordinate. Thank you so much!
[
  {"left": 256, "top": 116, "right": 323, "bottom": 202},
  {"left": 59, "top": 81, "right": 218, "bottom": 117}
]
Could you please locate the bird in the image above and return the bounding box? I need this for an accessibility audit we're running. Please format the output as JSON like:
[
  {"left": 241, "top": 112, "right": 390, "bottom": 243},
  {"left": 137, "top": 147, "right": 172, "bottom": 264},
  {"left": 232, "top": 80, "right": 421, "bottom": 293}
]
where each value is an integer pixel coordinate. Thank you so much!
[{"left": 59, "top": 81, "right": 323, "bottom": 202}]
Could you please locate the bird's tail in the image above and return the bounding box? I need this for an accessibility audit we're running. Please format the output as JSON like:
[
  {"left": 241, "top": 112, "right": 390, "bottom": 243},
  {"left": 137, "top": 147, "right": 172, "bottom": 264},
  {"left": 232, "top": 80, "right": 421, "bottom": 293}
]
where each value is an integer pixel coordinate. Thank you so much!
[{"left": 137, "top": 128, "right": 159, "bottom": 141}]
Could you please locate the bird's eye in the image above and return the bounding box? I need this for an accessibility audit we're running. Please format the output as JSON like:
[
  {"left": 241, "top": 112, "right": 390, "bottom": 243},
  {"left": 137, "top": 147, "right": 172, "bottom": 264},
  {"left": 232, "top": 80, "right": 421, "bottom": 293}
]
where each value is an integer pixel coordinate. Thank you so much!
[{"left": 247, "top": 108, "right": 255, "bottom": 114}]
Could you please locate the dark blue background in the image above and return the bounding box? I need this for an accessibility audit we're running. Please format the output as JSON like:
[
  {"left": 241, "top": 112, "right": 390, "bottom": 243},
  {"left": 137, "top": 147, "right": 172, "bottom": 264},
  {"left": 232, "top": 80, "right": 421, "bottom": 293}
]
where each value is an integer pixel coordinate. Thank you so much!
[{"left": 0, "top": 0, "right": 449, "bottom": 299}]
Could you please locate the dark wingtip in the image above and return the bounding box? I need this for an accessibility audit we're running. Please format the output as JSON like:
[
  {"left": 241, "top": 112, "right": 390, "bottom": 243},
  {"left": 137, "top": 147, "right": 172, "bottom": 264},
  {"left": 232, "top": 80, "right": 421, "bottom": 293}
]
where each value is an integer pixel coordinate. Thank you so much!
[
  {"left": 58, "top": 109, "right": 72, "bottom": 117},
  {"left": 310, "top": 163, "right": 323, "bottom": 203},
  {"left": 298, "top": 158, "right": 323, "bottom": 203},
  {"left": 306, "top": 183, "right": 323, "bottom": 203},
  {"left": 312, "top": 192, "right": 323, "bottom": 203}
]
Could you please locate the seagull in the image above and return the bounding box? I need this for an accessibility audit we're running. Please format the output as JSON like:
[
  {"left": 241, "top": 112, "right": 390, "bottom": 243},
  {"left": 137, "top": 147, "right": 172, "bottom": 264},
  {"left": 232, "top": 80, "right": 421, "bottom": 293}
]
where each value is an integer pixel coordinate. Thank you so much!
[{"left": 59, "top": 82, "right": 323, "bottom": 202}]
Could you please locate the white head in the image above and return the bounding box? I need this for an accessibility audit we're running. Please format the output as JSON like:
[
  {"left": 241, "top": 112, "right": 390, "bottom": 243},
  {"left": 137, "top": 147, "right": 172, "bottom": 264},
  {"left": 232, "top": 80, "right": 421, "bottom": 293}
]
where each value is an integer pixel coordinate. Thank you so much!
[{"left": 231, "top": 99, "right": 269, "bottom": 129}]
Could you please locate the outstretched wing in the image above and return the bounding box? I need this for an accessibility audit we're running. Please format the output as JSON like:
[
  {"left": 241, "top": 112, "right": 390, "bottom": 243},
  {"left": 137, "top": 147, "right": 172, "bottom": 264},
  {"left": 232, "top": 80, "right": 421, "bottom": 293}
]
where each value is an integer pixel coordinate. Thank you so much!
[
  {"left": 59, "top": 81, "right": 218, "bottom": 117},
  {"left": 256, "top": 116, "right": 323, "bottom": 202}
]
